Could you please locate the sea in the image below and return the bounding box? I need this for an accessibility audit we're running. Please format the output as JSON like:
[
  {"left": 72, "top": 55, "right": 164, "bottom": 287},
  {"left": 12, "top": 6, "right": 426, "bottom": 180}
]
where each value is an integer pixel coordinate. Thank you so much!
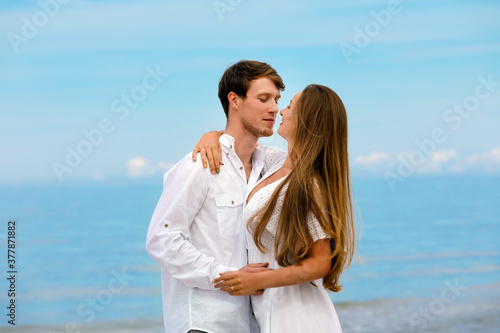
[{"left": 0, "top": 175, "right": 499, "bottom": 332}]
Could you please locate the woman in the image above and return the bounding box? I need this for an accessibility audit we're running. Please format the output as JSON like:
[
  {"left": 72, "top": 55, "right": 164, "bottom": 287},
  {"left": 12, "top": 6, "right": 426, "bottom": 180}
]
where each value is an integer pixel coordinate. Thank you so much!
[{"left": 201, "top": 84, "right": 356, "bottom": 332}]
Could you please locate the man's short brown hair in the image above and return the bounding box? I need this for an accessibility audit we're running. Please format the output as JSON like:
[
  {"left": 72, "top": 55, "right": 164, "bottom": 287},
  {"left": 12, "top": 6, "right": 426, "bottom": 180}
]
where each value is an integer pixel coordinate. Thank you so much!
[{"left": 218, "top": 60, "right": 285, "bottom": 117}]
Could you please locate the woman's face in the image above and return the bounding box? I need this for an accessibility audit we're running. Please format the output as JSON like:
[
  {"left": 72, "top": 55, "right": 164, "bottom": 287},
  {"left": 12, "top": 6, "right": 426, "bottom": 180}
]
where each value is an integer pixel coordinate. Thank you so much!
[{"left": 277, "top": 91, "right": 302, "bottom": 141}]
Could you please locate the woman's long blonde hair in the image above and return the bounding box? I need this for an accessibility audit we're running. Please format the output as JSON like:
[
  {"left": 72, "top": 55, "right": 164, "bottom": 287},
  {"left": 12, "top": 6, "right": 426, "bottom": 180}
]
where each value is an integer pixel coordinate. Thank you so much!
[{"left": 250, "top": 84, "right": 356, "bottom": 292}]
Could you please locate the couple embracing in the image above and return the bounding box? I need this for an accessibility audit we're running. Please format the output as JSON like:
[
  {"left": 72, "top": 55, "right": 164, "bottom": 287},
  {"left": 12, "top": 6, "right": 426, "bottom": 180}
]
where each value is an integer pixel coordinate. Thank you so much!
[{"left": 146, "top": 60, "right": 356, "bottom": 333}]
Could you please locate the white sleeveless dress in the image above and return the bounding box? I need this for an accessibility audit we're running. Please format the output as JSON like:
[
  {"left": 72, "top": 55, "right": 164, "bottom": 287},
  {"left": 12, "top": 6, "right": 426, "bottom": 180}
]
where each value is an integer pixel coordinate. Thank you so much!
[{"left": 244, "top": 172, "right": 342, "bottom": 333}]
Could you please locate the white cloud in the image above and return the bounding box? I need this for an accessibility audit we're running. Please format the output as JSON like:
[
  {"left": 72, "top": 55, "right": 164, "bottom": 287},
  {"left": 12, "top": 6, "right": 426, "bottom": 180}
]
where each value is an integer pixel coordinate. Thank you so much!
[
  {"left": 419, "top": 149, "right": 458, "bottom": 173},
  {"left": 354, "top": 151, "right": 391, "bottom": 168},
  {"left": 355, "top": 148, "right": 500, "bottom": 176},
  {"left": 432, "top": 150, "right": 458, "bottom": 163},
  {"left": 394, "top": 149, "right": 468, "bottom": 175},
  {"left": 464, "top": 147, "right": 500, "bottom": 172},
  {"left": 126, "top": 157, "right": 173, "bottom": 178},
  {"left": 483, "top": 147, "right": 500, "bottom": 164},
  {"left": 92, "top": 172, "right": 103, "bottom": 180}
]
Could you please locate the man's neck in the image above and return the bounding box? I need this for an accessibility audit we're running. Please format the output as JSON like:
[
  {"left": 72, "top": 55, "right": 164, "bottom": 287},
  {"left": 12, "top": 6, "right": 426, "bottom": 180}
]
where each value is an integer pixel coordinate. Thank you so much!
[
  {"left": 224, "top": 128, "right": 258, "bottom": 166},
  {"left": 224, "top": 125, "right": 259, "bottom": 182}
]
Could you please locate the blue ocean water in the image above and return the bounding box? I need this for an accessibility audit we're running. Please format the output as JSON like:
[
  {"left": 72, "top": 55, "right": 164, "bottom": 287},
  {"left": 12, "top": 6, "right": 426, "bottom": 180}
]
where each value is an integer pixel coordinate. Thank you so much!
[{"left": 0, "top": 175, "right": 499, "bottom": 331}]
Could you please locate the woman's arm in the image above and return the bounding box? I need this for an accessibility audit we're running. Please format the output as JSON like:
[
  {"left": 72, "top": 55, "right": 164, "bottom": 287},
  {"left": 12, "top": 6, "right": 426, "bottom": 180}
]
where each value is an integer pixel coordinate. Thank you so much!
[
  {"left": 191, "top": 130, "right": 224, "bottom": 174},
  {"left": 213, "top": 238, "right": 331, "bottom": 295}
]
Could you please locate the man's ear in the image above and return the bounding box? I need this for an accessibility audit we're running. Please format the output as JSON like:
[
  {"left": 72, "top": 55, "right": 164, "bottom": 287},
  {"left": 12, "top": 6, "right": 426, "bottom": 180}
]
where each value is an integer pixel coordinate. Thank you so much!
[{"left": 228, "top": 92, "right": 239, "bottom": 110}]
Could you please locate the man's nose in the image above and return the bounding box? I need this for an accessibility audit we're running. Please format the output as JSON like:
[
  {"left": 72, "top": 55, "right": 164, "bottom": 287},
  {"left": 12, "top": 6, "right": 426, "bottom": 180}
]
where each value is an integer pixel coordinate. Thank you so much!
[{"left": 270, "top": 101, "right": 279, "bottom": 113}]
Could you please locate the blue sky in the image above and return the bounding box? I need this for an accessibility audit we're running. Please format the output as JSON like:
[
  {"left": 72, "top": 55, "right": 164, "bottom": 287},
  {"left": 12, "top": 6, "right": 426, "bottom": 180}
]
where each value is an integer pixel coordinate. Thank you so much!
[{"left": 1, "top": 0, "right": 499, "bottom": 186}]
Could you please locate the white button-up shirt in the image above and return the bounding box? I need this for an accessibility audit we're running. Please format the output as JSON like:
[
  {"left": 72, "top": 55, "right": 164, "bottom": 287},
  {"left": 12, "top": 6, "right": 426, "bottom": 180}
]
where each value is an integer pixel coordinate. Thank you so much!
[{"left": 146, "top": 134, "right": 286, "bottom": 333}]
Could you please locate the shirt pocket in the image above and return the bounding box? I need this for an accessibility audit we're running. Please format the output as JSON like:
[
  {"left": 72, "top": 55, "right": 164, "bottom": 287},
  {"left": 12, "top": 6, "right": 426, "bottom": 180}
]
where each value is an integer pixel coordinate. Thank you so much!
[{"left": 215, "top": 192, "right": 244, "bottom": 237}]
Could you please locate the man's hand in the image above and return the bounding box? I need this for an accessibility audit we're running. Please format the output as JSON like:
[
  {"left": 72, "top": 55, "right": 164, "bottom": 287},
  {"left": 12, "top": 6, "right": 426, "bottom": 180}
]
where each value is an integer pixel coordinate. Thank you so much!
[
  {"left": 238, "top": 262, "right": 269, "bottom": 273},
  {"left": 239, "top": 263, "right": 270, "bottom": 295},
  {"left": 213, "top": 263, "right": 271, "bottom": 296}
]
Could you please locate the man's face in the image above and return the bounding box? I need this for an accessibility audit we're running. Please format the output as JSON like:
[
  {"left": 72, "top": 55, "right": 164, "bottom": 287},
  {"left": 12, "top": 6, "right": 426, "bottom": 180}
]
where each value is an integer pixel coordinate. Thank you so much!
[{"left": 238, "top": 77, "right": 281, "bottom": 138}]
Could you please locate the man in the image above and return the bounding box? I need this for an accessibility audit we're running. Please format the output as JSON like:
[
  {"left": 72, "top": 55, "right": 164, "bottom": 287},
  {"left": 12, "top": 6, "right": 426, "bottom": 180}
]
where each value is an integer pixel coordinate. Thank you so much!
[{"left": 146, "top": 60, "right": 286, "bottom": 333}]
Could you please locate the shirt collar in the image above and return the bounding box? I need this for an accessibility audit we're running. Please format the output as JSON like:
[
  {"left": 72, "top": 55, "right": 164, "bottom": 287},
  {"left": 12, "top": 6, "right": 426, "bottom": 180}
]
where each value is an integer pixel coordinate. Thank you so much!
[
  {"left": 220, "top": 134, "right": 267, "bottom": 166},
  {"left": 220, "top": 134, "right": 236, "bottom": 149}
]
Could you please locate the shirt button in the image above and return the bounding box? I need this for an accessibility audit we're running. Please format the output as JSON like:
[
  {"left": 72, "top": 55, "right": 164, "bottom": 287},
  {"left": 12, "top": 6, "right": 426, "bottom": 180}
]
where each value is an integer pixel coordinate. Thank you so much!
[
  {"left": 231, "top": 200, "right": 234, "bottom": 205},
  {"left": 226, "top": 153, "right": 229, "bottom": 156},
  {"left": 164, "top": 224, "right": 169, "bottom": 228},
  {"left": 239, "top": 167, "right": 243, "bottom": 170},
  {"left": 230, "top": 145, "right": 233, "bottom": 149}
]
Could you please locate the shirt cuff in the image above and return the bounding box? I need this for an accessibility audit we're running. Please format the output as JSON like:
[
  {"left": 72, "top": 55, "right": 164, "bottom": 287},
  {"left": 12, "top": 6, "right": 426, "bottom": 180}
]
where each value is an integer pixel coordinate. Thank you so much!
[{"left": 216, "top": 265, "right": 239, "bottom": 277}]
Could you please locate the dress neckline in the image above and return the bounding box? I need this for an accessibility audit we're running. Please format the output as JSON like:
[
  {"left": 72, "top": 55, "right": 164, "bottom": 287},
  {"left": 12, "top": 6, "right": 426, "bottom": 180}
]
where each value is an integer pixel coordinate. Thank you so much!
[{"left": 246, "top": 174, "right": 288, "bottom": 206}]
